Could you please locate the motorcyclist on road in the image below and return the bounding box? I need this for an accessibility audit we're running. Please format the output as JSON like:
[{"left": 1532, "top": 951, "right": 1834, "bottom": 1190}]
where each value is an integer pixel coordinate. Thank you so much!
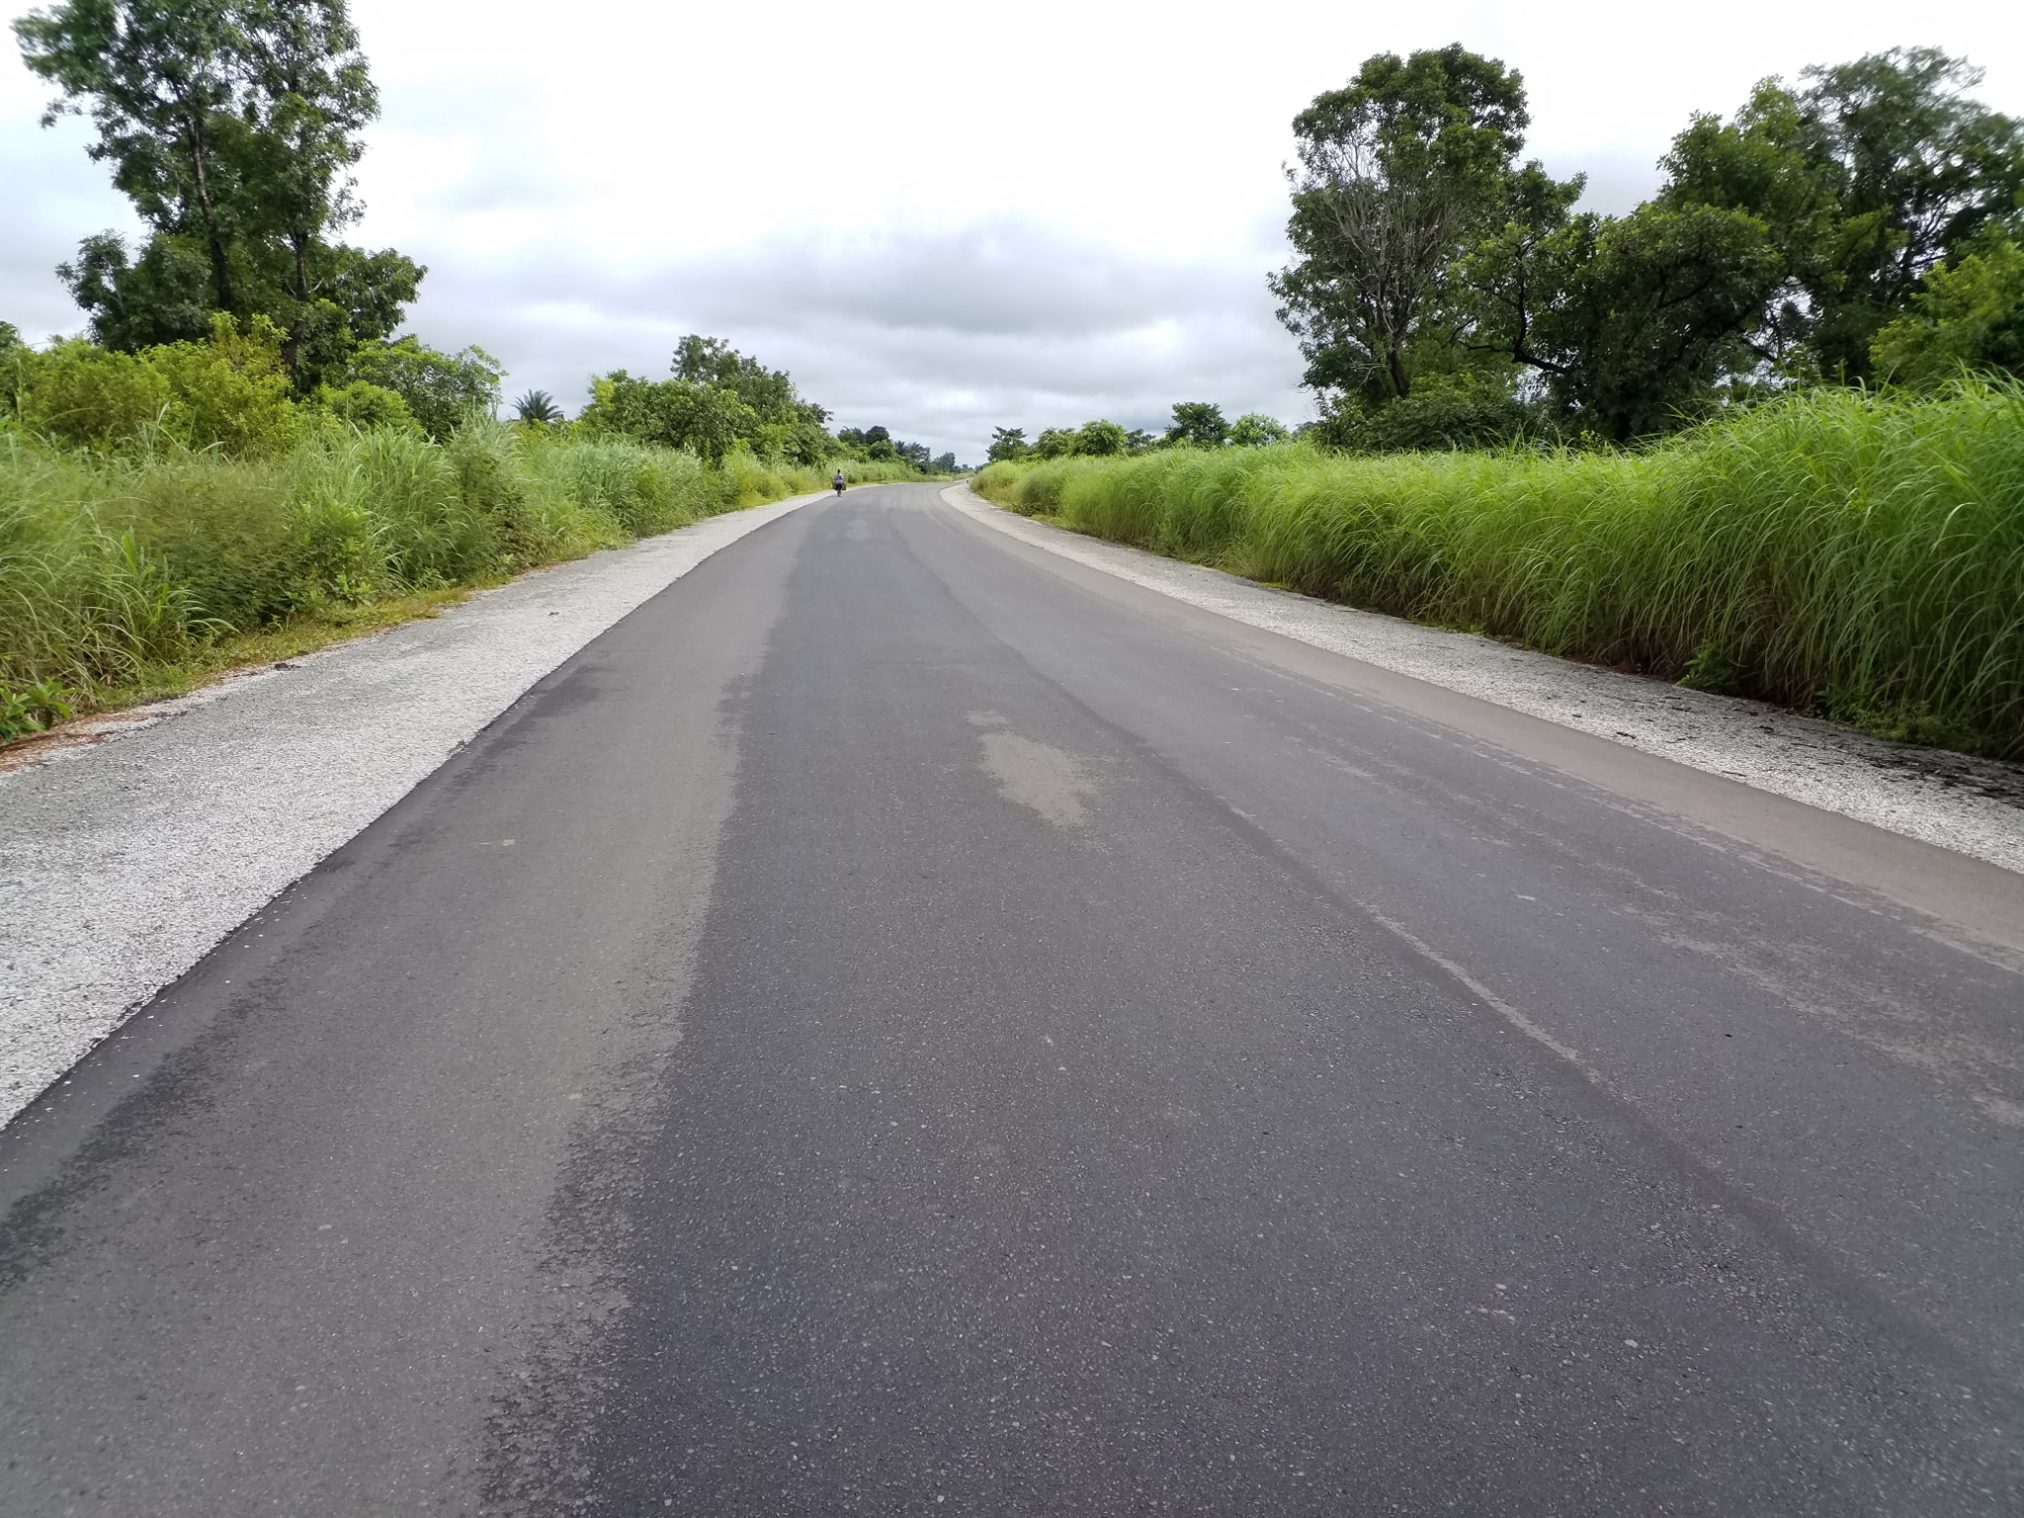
[{"left": 833, "top": 469, "right": 846, "bottom": 496}]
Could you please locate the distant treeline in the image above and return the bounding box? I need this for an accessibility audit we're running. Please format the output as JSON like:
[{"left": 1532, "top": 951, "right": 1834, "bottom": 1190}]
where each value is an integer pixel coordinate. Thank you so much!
[{"left": 989, "top": 42, "right": 2024, "bottom": 459}]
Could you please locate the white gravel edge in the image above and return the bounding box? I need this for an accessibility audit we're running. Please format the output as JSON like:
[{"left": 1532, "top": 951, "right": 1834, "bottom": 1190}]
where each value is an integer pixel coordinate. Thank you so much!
[
  {"left": 0, "top": 492, "right": 825, "bottom": 1129},
  {"left": 943, "top": 483, "right": 2024, "bottom": 875}
]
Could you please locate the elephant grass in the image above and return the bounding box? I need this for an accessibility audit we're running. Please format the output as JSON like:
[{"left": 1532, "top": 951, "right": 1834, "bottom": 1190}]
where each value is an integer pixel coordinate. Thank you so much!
[
  {"left": 0, "top": 423, "right": 912, "bottom": 725},
  {"left": 974, "top": 380, "right": 2024, "bottom": 760}
]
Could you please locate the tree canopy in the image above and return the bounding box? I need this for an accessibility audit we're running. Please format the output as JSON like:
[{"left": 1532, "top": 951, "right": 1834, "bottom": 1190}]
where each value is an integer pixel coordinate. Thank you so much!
[
  {"left": 16, "top": 0, "right": 421, "bottom": 387},
  {"left": 1277, "top": 42, "right": 2024, "bottom": 445}
]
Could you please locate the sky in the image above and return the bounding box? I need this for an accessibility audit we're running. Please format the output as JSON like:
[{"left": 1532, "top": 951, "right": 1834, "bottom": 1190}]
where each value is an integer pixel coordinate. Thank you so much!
[{"left": 4, "top": 1, "right": 2022, "bottom": 462}]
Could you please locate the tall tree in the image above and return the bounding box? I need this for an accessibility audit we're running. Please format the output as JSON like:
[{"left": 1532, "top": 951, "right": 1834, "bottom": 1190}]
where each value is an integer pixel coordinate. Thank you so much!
[
  {"left": 16, "top": 0, "right": 417, "bottom": 386},
  {"left": 1269, "top": 45, "right": 1558, "bottom": 403},
  {"left": 235, "top": 0, "right": 377, "bottom": 371},
  {"left": 1166, "top": 401, "right": 1229, "bottom": 447},
  {"left": 986, "top": 426, "right": 1029, "bottom": 463},
  {"left": 17, "top": 0, "right": 251, "bottom": 313},
  {"left": 1659, "top": 50, "right": 2024, "bottom": 381}
]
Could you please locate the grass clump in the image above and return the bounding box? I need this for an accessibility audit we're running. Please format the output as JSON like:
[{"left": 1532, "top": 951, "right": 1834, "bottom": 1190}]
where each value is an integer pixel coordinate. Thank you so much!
[
  {"left": 0, "top": 421, "right": 884, "bottom": 727},
  {"left": 975, "top": 380, "right": 2024, "bottom": 760}
]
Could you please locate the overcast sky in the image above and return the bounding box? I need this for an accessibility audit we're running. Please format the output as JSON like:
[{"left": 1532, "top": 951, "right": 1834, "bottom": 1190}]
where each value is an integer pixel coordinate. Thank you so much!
[{"left": 5, "top": 1, "right": 2021, "bottom": 460}]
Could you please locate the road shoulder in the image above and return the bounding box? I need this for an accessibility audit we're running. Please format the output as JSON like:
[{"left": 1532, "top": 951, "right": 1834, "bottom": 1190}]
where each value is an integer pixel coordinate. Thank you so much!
[{"left": 0, "top": 492, "right": 824, "bottom": 1130}]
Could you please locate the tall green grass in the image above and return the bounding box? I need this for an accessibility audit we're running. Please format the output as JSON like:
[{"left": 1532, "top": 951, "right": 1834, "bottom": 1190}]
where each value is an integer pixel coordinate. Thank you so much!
[
  {"left": 975, "top": 380, "right": 2024, "bottom": 759},
  {"left": 0, "top": 424, "right": 920, "bottom": 709}
]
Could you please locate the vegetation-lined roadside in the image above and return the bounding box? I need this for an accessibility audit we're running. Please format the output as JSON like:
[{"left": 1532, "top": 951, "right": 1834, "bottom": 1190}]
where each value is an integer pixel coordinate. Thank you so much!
[
  {"left": 0, "top": 0, "right": 952, "bottom": 742},
  {"left": 975, "top": 381, "right": 2024, "bottom": 761},
  {"left": 1, "top": 418, "right": 917, "bottom": 737}
]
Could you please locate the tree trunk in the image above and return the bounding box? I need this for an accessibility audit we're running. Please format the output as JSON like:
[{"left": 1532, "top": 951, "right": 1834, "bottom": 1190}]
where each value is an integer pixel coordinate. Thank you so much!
[{"left": 187, "top": 117, "right": 236, "bottom": 314}]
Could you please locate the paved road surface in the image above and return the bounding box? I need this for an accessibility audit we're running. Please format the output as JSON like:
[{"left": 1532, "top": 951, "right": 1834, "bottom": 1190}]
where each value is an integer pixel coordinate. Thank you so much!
[{"left": 3, "top": 484, "right": 2021, "bottom": 1515}]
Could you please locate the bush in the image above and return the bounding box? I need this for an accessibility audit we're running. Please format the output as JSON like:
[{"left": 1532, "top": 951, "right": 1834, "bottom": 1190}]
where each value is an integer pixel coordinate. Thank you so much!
[
  {"left": 16, "top": 341, "right": 172, "bottom": 452},
  {"left": 314, "top": 380, "right": 422, "bottom": 435},
  {"left": 147, "top": 316, "right": 302, "bottom": 456},
  {"left": 1315, "top": 375, "right": 1552, "bottom": 453}
]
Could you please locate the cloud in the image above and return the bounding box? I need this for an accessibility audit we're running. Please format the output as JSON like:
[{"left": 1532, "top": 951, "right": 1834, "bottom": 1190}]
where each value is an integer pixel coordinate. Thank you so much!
[
  {"left": 400, "top": 221, "right": 1311, "bottom": 459},
  {"left": 8, "top": 0, "right": 2023, "bottom": 460}
]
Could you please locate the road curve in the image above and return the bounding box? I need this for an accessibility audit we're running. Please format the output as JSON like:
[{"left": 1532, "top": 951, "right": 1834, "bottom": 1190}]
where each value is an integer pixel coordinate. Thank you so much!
[{"left": 2, "top": 483, "right": 2020, "bottom": 1516}]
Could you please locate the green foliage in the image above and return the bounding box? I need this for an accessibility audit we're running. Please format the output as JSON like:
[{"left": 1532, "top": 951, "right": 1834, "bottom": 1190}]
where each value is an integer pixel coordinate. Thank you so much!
[
  {"left": 16, "top": 1, "right": 415, "bottom": 389},
  {"left": 0, "top": 419, "right": 865, "bottom": 717},
  {"left": 313, "top": 378, "right": 419, "bottom": 434},
  {"left": 579, "top": 371, "right": 758, "bottom": 465},
  {"left": 1271, "top": 45, "right": 1567, "bottom": 403},
  {"left": 144, "top": 314, "right": 303, "bottom": 455},
  {"left": 1284, "top": 43, "right": 2024, "bottom": 440},
  {"left": 513, "top": 388, "right": 562, "bottom": 425},
  {"left": 1031, "top": 427, "right": 1076, "bottom": 460},
  {"left": 15, "top": 340, "right": 172, "bottom": 451},
  {"left": 1871, "top": 237, "right": 2024, "bottom": 385},
  {"left": 1479, "top": 202, "right": 1788, "bottom": 441},
  {"left": 975, "top": 381, "right": 2024, "bottom": 760},
  {"left": 1229, "top": 413, "right": 1290, "bottom": 447},
  {"left": 14, "top": 316, "right": 303, "bottom": 456},
  {"left": 1654, "top": 48, "right": 2024, "bottom": 384},
  {"left": 1166, "top": 401, "right": 1228, "bottom": 448},
  {"left": 987, "top": 426, "right": 1030, "bottom": 463},
  {"left": 1074, "top": 419, "right": 1128, "bottom": 456},
  {"left": 1316, "top": 374, "right": 1546, "bottom": 453},
  {"left": 334, "top": 337, "right": 501, "bottom": 440},
  {"left": 0, "top": 678, "right": 75, "bottom": 740}
]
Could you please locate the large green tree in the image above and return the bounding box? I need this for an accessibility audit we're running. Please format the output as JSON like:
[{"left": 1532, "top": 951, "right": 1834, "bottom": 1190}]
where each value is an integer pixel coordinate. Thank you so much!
[
  {"left": 1269, "top": 45, "right": 1562, "bottom": 403},
  {"left": 1166, "top": 401, "right": 1229, "bottom": 447},
  {"left": 1462, "top": 201, "right": 1786, "bottom": 440},
  {"left": 16, "top": 0, "right": 420, "bottom": 386},
  {"left": 1658, "top": 49, "right": 2024, "bottom": 381}
]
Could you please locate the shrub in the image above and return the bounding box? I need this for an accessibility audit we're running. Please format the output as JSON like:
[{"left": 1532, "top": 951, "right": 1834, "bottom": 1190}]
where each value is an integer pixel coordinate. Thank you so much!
[
  {"left": 146, "top": 317, "right": 303, "bottom": 457},
  {"left": 314, "top": 380, "right": 422, "bottom": 435},
  {"left": 16, "top": 340, "right": 172, "bottom": 452}
]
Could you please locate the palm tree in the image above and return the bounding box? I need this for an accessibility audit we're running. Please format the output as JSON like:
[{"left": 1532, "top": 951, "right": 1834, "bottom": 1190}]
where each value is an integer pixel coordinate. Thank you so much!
[{"left": 514, "top": 389, "right": 562, "bottom": 424}]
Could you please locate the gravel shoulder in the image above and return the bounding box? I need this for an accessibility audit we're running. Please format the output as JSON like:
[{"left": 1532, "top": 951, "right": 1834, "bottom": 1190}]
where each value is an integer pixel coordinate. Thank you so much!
[
  {"left": 945, "top": 483, "right": 2024, "bottom": 876},
  {"left": 0, "top": 492, "right": 824, "bottom": 1129}
]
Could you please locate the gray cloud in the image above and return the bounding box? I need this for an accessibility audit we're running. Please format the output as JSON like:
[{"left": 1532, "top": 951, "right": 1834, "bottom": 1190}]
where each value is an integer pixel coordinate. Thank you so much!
[{"left": 403, "top": 222, "right": 1311, "bottom": 461}]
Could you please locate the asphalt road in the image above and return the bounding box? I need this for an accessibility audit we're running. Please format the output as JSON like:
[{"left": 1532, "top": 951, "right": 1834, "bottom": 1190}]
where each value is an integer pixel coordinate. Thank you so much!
[{"left": 3, "top": 483, "right": 2021, "bottom": 1516}]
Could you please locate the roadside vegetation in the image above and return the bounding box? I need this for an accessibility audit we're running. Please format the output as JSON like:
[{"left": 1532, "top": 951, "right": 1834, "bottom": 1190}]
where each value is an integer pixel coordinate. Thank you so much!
[
  {"left": 2, "top": 0, "right": 954, "bottom": 739},
  {"left": 976, "top": 379, "right": 2024, "bottom": 761},
  {"left": 972, "top": 43, "right": 2024, "bottom": 762}
]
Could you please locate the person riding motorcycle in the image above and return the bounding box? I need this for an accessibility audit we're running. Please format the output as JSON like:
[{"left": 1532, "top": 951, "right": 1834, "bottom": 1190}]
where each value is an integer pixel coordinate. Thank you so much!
[{"left": 833, "top": 469, "right": 846, "bottom": 497}]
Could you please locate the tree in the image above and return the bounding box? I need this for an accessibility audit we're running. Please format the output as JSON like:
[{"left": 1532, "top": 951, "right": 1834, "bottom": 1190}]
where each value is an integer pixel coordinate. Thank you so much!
[
  {"left": 1658, "top": 50, "right": 2024, "bottom": 382},
  {"left": 337, "top": 336, "right": 501, "bottom": 439},
  {"left": 1031, "top": 427, "right": 1076, "bottom": 460},
  {"left": 1229, "top": 412, "right": 1290, "bottom": 446},
  {"left": 1799, "top": 49, "right": 2024, "bottom": 379},
  {"left": 1166, "top": 401, "right": 1228, "bottom": 447},
  {"left": 1074, "top": 419, "right": 1128, "bottom": 456},
  {"left": 514, "top": 388, "right": 562, "bottom": 424},
  {"left": 234, "top": 0, "right": 377, "bottom": 372},
  {"left": 986, "top": 425, "right": 1029, "bottom": 462},
  {"left": 579, "top": 371, "right": 757, "bottom": 463},
  {"left": 670, "top": 334, "right": 823, "bottom": 428},
  {"left": 1465, "top": 202, "right": 1786, "bottom": 441},
  {"left": 17, "top": 0, "right": 251, "bottom": 312},
  {"left": 16, "top": 0, "right": 420, "bottom": 387},
  {"left": 1871, "top": 235, "right": 2024, "bottom": 385},
  {"left": 1269, "top": 46, "right": 1555, "bottom": 403}
]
